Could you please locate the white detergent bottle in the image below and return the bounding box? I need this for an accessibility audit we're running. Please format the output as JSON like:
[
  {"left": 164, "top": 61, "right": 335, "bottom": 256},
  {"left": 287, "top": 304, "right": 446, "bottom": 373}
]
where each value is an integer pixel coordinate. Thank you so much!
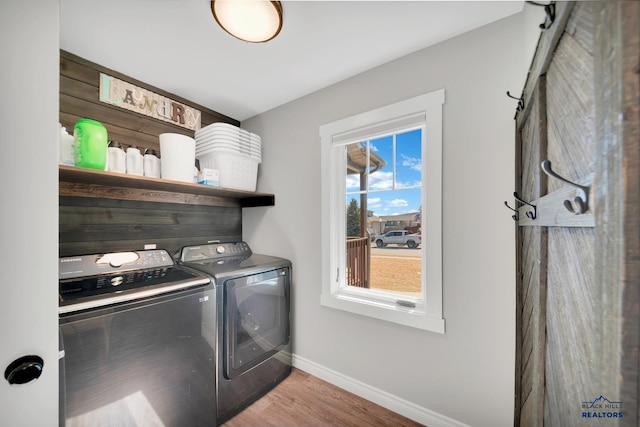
[
  {"left": 107, "top": 141, "right": 126, "bottom": 173},
  {"left": 143, "top": 148, "right": 161, "bottom": 178},
  {"left": 126, "top": 146, "right": 144, "bottom": 176}
]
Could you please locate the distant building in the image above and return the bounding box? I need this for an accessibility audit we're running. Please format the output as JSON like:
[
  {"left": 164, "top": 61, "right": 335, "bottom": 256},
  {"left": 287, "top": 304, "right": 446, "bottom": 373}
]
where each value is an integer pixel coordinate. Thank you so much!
[
  {"left": 373, "top": 210, "right": 421, "bottom": 234},
  {"left": 366, "top": 211, "right": 385, "bottom": 236}
]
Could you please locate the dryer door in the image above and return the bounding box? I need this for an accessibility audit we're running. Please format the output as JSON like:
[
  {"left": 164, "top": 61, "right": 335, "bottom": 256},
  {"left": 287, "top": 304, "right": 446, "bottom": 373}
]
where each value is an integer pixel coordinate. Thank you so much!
[{"left": 224, "top": 267, "right": 290, "bottom": 379}]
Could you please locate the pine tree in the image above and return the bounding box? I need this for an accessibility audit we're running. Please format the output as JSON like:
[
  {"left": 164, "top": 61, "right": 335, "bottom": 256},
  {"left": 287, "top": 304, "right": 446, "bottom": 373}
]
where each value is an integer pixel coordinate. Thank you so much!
[{"left": 346, "top": 198, "right": 361, "bottom": 237}]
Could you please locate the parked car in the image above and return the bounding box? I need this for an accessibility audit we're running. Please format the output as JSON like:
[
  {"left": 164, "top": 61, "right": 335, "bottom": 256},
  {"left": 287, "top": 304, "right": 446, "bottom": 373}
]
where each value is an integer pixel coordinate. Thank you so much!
[{"left": 373, "top": 230, "right": 421, "bottom": 248}]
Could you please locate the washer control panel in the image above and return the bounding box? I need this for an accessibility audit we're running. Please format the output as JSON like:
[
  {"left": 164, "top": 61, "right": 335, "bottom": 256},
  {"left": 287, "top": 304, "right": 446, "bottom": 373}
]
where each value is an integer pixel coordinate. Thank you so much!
[
  {"left": 59, "top": 250, "right": 174, "bottom": 280},
  {"left": 180, "top": 242, "right": 252, "bottom": 262}
]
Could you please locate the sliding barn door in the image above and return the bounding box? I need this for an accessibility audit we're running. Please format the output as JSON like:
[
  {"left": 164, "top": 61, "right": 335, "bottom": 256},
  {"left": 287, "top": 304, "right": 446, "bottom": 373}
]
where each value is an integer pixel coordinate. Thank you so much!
[{"left": 514, "top": 2, "right": 639, "bottom": 426}]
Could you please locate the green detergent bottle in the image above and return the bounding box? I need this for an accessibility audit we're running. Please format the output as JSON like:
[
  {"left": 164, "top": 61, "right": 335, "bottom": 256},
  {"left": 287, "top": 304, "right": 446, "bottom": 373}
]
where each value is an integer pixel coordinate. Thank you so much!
[{"left": 74, "top": 118, "right": 108, "bottom": 170}]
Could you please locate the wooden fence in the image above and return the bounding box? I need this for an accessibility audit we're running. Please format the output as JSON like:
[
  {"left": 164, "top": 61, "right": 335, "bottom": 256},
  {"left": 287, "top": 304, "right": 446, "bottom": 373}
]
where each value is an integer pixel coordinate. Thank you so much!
[{"left": 346, "top": 236, "right": 370, "bottom": 288}]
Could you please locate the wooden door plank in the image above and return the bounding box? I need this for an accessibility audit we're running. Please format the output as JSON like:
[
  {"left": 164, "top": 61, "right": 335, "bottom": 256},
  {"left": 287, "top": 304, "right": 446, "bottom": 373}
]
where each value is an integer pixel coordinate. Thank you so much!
[
  {"left": 545, "top": 31, "right": 595, "bottom": 187},
  {"left": 593, "top": 1, "right": 640, "bottom": 424},
  {"left": 516, "top": 2, "right": 575, "bottom": 127},
  {"left": 515, "top": 78, "right": 548, "bottom": 427},
  {"left": 542, "top": 4, "right": 598, "bottom": 425}
]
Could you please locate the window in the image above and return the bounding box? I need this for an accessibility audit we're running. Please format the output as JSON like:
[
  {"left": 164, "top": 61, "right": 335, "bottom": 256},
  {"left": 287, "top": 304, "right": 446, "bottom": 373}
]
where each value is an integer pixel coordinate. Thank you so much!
[{"left": 319, "top": 89, "right": 445, "bottom": 333}]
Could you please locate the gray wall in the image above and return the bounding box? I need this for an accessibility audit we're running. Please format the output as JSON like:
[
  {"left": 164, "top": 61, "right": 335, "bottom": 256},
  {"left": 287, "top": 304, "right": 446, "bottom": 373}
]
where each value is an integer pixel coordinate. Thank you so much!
[{"left": 242, "top": 9, "right": 542, "bottom": 427}]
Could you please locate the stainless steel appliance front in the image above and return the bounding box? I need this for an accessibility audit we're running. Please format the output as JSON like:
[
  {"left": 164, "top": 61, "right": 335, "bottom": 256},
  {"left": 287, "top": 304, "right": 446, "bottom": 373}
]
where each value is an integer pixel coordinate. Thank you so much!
[
  {"left": 179, "top": 242, "right": 292, "bottom": 424},
  {"left": 59, "top": 250, "right": 217, "bottom": 427}
]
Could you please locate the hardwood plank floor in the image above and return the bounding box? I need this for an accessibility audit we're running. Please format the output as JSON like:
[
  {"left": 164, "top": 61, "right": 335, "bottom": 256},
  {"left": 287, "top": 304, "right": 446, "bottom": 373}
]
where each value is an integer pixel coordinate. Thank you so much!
[{"left": 221, "top": 368, "right": 425, "bottom": 427}]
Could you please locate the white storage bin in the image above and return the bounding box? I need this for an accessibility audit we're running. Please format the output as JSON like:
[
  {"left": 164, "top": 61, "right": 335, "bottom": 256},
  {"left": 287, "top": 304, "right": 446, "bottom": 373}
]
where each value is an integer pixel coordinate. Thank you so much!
[{"left": 198, "top": 150, "right": 260, "bottom": 191}]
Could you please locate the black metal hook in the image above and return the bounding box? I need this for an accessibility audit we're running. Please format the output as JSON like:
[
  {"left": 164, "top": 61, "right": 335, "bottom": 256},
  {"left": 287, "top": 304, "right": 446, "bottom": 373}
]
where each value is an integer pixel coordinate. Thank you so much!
[
  {"left": 513, "top": 192, "right": 537, "bottom": 220},
  {"left": 506, "top": 91, "right": 524, "bottom": 112},
  {"left": 504, "top": 201, "right": 519, "bottom": 221},
  {"left": 526, "top": 1, "right": 556, "bottom": 30},
  {"left": 540, "top": 160, "right": 590, "bottom": 215}
]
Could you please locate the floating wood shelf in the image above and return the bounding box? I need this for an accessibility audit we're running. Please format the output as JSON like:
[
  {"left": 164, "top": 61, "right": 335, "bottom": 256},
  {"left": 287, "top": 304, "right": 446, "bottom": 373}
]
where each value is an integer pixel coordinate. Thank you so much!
[{"left": 59, "top": 166, "right": 275, "bottom": 208}]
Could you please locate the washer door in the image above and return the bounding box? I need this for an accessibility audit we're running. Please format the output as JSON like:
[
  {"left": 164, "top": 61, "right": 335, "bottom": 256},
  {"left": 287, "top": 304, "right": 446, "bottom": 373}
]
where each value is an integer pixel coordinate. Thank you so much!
[
  {"left": 224, "top": 267, "right": 290, "bottom": 379},
  {"left": 60, "top": 285, "right": 217, "bottom": 426}
]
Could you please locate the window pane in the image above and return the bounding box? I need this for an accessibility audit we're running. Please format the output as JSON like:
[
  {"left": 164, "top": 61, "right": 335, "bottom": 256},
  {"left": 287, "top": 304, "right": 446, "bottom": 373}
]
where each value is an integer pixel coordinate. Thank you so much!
[
  {"left": 395, "top": 129, "right": 422, "bottom": 189},
  {"left": 368, "top": 136, "right": 393, "bottom": 192},
  {"left": 370, "top": 187, "right": 422, "bottom": 297},
  {"left": 344, "top": 131, "right": 423, "bottom": 298},
  {"left": 345, "top": 142, "right": 365, "bottom": 193}
]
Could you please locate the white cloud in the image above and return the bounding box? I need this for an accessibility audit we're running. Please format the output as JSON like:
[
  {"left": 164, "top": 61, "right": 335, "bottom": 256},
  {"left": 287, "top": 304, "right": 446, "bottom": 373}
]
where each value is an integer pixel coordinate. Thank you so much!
[
  {"left": 388, "top": 198, "right": 408, "bottom": 207},
  {"left": 368, "top": 197, "right": 382, "bottom": 208},
  {"left": 346, "top": 175, "right": 360, "bottom": 190},
  {"left": 396, "top": 179, "right": 422, "bottom": 188},
  {"left": 401, "top": 154, "right": 421, "bottom": 172},
  {"left": 369, "top": 171, "right": 393, "bottom": 190}
]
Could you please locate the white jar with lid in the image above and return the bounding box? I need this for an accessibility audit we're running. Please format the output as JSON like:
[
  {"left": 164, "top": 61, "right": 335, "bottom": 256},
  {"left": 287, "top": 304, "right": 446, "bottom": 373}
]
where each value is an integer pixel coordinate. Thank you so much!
[
  {"left": 126, "top": 146, "right": 144, "bottom": 176},
  {"left": 143, "top": 148, "right": 161, "bottom": 178},
  {"left": 107, "top": 141, "right": 126, "bottom": 173}
]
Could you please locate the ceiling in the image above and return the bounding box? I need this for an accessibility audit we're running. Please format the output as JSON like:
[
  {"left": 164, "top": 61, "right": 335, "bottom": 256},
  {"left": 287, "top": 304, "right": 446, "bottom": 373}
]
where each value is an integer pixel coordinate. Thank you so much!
[{"left": 60, "top": 0, "right": 524, "bottom": 122}]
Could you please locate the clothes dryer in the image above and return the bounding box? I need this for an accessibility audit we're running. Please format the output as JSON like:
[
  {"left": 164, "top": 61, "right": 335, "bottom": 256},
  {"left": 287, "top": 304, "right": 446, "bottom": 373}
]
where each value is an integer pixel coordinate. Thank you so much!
[{"left": 178, "top": 241, "right": 292, "bottom": 424}]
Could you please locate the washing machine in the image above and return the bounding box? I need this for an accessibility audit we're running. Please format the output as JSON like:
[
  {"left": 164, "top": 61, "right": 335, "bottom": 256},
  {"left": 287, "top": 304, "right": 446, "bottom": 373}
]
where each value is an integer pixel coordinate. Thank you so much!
[
  {"left": 178, "top": 241, "right": 292, "bottom": 424},
  {"left": 58, "top": 249, "right": 217, "bottom": 426}
]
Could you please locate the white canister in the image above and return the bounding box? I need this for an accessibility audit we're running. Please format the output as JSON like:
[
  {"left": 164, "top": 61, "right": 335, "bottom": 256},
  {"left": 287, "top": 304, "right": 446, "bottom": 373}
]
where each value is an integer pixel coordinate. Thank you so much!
[
  {"left": 107, "top": 141, "right": 126, "bottom": 173},
  {"left": 159, "top": 133, "right": 196, "bottom": 182},
  {"left": 126, "top": 146, "right": 144, "bottom": 176},
  {"left": 143, "top": 149, "right": 161, "bottom": 178}
]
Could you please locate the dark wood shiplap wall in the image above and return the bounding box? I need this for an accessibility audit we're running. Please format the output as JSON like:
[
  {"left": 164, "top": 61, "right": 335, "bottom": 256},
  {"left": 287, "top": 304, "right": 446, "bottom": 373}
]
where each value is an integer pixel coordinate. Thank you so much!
[
  {"left": 59, "top": 50, "right": 239, "bottom": 153},
  {"left": 59, "top": 50, "right": 244, "bottom": 257},
  {"left": 59, "top": 197, "right": 242, "bottom": 257}
]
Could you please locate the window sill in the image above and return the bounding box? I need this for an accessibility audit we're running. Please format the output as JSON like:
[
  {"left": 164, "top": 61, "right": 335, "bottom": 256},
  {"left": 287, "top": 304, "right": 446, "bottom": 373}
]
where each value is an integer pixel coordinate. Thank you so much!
[{"left": 320, "top": 291, "right": 445, "bottom": 333}]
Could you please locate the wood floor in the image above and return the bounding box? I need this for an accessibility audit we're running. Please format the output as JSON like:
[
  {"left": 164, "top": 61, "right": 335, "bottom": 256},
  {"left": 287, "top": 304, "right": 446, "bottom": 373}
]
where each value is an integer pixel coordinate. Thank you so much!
[{"left": 221, "top": 368, "right": 425, "bottom": 427}]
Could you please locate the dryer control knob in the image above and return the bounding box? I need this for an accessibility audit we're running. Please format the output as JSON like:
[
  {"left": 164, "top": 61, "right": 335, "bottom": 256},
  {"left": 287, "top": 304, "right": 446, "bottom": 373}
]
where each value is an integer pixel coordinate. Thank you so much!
[{"left": 216, "top": 245, "right": 225, "bottom": 254}]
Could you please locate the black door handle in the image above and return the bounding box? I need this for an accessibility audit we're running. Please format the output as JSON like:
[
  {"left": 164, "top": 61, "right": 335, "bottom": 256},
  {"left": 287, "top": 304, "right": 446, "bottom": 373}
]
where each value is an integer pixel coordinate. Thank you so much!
[{"left": 4, "top": 355, "right": 44, "bottom": 385}]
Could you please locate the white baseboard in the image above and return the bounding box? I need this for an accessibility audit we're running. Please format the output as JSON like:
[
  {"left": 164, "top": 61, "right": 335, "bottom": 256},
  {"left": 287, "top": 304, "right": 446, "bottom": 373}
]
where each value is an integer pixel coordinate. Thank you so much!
[{"left": 292, "top": 354, "right": 470, "bottom": 427}]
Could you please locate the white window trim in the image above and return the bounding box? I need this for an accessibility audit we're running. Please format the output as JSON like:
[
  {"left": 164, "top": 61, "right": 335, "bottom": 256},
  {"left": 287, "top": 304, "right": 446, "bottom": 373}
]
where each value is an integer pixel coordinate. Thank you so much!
[{"left": 319, "top": 89, "right": 445, "bottom": 334}]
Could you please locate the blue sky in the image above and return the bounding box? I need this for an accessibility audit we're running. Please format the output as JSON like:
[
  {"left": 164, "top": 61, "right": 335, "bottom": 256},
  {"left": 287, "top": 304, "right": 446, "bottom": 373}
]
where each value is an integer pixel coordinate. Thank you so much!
[{"left": 346, "top": 128, "right": 422, "bottom": 217}]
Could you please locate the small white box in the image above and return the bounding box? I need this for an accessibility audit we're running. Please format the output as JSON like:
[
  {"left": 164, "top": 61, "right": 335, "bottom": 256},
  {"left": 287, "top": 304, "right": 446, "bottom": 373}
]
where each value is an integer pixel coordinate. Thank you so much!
[{"left": 198, "top": 168, "right": 220, "bottom": 186}]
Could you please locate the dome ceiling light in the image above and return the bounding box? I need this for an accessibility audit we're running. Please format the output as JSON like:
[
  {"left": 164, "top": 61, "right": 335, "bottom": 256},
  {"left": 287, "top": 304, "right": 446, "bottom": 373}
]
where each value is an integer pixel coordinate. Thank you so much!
[{"left": 211, "top": 0, "right": 283, "bottom": 43}]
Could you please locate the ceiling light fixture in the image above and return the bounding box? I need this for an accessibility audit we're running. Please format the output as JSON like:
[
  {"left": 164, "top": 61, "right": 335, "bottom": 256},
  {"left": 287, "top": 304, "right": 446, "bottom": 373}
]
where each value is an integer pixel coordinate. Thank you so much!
[{"left": 211, "top": 0, "right": 283, "bottom": 43}]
